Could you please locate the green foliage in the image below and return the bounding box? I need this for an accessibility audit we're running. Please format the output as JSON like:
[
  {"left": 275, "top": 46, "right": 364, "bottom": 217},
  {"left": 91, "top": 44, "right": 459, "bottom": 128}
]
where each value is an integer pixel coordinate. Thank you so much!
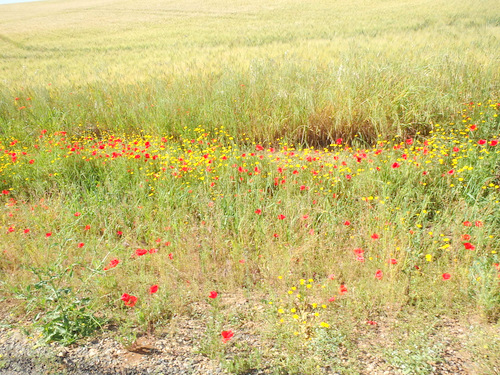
[
  {"left": 222, "top": 342, "right": 263, "bottom": 374},
  {"left": 28, "top": 266, "right": 105, "bottom": 345},
  {"left": 384, "top": 336, "right": 444, "bottom": 375},
  {"left": 468, "top": 257, "right": 500, "bottom": 322}
]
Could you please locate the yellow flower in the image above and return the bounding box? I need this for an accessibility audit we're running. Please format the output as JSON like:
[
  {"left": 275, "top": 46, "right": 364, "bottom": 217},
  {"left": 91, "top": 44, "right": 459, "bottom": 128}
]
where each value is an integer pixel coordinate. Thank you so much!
[
  {"left": 320, "top": 322, "right": 330, "bottom": 328},
  {"left": 425, "top": 254, "right": 432, "bottom": 262}
]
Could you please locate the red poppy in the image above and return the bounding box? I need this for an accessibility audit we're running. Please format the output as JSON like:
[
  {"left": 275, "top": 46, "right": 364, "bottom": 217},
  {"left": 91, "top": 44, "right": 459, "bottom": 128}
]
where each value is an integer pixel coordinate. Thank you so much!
[
  {"left": 208, "top": 291, "right": 218, "bottom": 299},
  {"left": 23, "top": 229, "right": 30, "bottom": 234},
  {"left": 104, "top": 258, "right": 120, "bottom": 270},
  {"left": 328, "top": 296, "right": 336, "bottom": 302},
  {"left": 135, "top": 249, "right": 148, "bottom": 256},
  {"left": 389, "top": 258, "right": 397, "bottom": 265},
  {"left": 121, "top": 293, "right": 138, "bottom": 307},
  {"left": 366, "top": 320, "right": 377, "bottom": 325},
  {"left": 490, "top": 140, "right": 498, "bottom": 146},
  {"left": 2, "top": 190, "right": 9, "bottom": 195},
  {"left": 85, "top": 225, "right": 91, "bottom": 230},
  {"left": 371, "top": 233, "right": 380, "bottom": 240},
  {"left": 77, "top": 242, "right": 85, "bottom": 248},
  {"left": 375, "top": 270, "right": 383, "bottom": 280},
  {"left": 345, "top": 174, "right": 352, "bottom": 180},
  {"left": 74, "top": 212, "right": 81, "bottom": 217},
  {"left": 478, "top": 139, "right": 486, "bottom": 145},
  {"left": 7, "top": 227, "right": 14, "bottom": 233},
  {"left": 149, "top": 248, "right": 158, "bottom": 254},
  {"left": 469, "top": 124, "right": 477, "bottom": 131},
  {"left": 45, "top": 232, "right": 52, "bottom": 238},
  {"left": 344, "top": 220, "right": 351, "bottom": 226},
  {"left": 117, "top": 230, "right": 123, "bottom": 236},
  {"left": 461, "top": 234, "right": 471, "bottom": 241},
  {"left": 168, "top": 253, "right": 173, "bottom": 259},
  {"left": 442, "top": 273, "right": 451, "bottom": 280},
  {"left": 447, "top": 169, "right": 454, "bottom": 175},
  {"left": 463, "top": 221, "right": 472, "bottom": 227},
  {"left": 149, "top": 285, "right": 159, "bottom": 294},
  {"left": 255, "top": 209, "right": 262, "bottom": 215},
  {"left": 392, "top": 162, "right": 400, "bottom": 168},
  {"left": 353, "top": 248, "right": 364, "bottom": 255},
  {"left": 463, "top": 243, "right": 475, "bottom": 250},
  {"left": 474, "top": 221, "right": 483, "bottom": 227},
  {"left": 221, "top": 330, "right": 234, "bottom": 343},
  {"left": 339, "top": 284, "right": 347, "bottom": 295},
  {"left": 277, "top": 214, "right": 286, "bottom": 220}
]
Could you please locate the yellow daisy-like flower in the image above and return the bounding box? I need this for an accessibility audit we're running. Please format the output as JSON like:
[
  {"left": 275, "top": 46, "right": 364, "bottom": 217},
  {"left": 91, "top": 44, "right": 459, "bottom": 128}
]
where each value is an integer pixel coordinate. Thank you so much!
[{"left": 320, "top": 322, "right": 330, "bottom": 328}]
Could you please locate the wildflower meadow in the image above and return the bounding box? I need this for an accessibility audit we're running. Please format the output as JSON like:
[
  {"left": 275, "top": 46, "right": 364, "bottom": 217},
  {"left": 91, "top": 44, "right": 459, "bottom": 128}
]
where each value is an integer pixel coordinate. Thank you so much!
[{"left": 0, "top": 0, "right": 499, "bottom": 373}]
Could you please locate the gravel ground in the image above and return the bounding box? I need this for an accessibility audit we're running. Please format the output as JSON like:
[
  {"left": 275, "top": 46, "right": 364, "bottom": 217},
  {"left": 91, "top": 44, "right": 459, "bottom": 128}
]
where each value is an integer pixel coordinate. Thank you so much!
[
  {"left": 0, "top": 313, "right": 494, "bottom": 375},
  {"left": 0, "top": 316, "right": 226, "bottom": 375}
]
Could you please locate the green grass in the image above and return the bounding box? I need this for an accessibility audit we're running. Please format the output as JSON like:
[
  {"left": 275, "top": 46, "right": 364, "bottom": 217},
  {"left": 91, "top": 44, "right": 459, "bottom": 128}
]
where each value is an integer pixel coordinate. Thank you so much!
[{"left": 0, "top": 0, "right": 499, "bottom": 373}]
